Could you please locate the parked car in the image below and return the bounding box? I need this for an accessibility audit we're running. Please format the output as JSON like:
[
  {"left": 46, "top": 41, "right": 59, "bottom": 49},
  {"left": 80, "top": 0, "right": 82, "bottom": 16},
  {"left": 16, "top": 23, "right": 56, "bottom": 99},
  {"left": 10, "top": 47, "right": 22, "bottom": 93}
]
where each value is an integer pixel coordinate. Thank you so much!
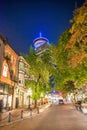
[{"left": 59, "top": 99, "right": 64, "bottom": 105}]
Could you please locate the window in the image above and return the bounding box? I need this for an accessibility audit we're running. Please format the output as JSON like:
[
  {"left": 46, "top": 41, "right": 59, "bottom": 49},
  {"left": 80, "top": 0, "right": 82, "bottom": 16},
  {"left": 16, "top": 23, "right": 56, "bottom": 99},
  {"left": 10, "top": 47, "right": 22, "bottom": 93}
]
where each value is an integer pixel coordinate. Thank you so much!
[
  {"left": 2, "top": 65, "right": 8, "bottom": 77},
  {"left": 19, "top": 62, "right": 24, "bottom": 71},
  {"left": 19, "top": 80, "right": 22, "bottom": 84}
]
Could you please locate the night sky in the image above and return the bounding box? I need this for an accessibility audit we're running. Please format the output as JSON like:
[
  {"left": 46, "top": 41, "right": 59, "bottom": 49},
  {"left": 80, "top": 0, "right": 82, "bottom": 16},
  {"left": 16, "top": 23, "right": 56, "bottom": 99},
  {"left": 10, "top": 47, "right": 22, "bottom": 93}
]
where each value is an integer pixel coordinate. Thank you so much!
[{"left": 0, "top": 0, "right": 85, "bottom": 54}]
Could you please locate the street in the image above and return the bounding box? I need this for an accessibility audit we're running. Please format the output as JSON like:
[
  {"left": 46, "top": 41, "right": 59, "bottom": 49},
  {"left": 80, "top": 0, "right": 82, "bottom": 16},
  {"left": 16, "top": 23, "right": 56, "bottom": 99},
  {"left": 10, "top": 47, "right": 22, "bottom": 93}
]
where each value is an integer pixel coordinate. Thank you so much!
[{"left": 0, "top": 103, "right": 87, "bottom": 130}]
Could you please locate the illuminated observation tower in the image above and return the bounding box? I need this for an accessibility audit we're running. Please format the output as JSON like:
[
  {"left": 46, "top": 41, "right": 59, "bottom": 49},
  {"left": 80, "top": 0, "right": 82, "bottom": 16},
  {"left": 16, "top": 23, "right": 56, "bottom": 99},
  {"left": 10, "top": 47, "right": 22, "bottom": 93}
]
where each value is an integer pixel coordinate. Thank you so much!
[{"left": 33, "top": 33, "right": 49, "bottom": 55}]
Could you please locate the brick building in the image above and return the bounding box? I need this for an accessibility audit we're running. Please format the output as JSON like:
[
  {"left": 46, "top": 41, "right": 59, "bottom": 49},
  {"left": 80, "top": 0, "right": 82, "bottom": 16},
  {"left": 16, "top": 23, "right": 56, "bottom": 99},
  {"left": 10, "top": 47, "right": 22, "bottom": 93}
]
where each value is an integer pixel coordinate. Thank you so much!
[
  {"left": 0, "top": 34, "right": 6, "bottom": 76},
  {"left": 0, "top": 34, "right": 18, "bottom": 110}
]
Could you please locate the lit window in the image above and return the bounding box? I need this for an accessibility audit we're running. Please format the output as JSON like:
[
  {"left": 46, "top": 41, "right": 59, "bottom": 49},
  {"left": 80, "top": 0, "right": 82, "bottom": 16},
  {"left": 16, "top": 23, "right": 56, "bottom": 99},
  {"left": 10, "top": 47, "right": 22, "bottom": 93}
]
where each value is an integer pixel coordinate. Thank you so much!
[{"left": 3, "top": 65, "right": 8, "bottom": 77}]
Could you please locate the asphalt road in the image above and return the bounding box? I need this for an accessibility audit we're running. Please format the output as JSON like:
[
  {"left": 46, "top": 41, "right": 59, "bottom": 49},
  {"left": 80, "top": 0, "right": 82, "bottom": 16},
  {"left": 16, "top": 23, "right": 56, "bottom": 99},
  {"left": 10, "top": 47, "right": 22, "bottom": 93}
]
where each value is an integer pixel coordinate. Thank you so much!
[{"left": 1, "top": 103, "right": 87, "bottom": 130}]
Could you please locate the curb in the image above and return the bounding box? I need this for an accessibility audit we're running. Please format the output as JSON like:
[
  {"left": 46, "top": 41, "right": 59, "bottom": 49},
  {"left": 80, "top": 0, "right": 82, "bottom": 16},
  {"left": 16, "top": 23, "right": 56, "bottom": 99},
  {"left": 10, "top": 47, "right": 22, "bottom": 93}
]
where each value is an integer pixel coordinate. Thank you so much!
[{"left": 0, "top": 104, "right": 51, "bottom": 127}]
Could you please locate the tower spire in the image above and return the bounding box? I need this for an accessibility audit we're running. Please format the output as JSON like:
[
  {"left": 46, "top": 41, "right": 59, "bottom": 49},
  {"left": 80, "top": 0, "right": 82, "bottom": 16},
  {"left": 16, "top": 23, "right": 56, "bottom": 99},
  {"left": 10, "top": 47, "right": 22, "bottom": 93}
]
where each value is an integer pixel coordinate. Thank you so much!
[{"left": 39, "top": 32, "right": 42, "bottom": 38}]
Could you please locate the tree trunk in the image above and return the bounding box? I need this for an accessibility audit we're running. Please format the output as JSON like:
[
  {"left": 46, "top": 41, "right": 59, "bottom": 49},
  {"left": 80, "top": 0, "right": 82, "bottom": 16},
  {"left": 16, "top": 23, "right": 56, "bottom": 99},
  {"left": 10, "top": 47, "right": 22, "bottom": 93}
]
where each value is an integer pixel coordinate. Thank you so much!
[{"left": 34, "top": 99, "right": 37, "bottom": 108}]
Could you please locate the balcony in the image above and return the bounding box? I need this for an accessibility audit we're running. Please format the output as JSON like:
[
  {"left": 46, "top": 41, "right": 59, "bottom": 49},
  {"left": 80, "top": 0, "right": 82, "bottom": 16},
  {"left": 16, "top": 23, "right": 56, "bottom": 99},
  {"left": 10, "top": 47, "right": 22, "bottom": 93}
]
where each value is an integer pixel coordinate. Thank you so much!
[{"left": 4, "top": 53, "right": 11, "bottom": 61}]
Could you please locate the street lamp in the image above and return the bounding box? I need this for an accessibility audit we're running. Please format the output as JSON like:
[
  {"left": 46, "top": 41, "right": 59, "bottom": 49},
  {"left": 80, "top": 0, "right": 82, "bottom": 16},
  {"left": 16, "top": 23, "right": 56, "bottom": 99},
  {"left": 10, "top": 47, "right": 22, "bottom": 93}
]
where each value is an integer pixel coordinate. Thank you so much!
[{"left": 28, "top": 88, "right": 32, "bottom": 109}]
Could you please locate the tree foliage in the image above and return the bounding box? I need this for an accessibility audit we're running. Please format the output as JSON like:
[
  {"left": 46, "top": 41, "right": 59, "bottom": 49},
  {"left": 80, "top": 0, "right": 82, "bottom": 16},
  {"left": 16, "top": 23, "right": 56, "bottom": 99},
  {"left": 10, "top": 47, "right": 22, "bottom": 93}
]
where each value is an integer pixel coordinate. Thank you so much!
[
  {"left": 24, "top": 46, "right": 52, "bottom": 106},
  {"left": 55, "top": 1, "right": 87, "bottom": 91}
]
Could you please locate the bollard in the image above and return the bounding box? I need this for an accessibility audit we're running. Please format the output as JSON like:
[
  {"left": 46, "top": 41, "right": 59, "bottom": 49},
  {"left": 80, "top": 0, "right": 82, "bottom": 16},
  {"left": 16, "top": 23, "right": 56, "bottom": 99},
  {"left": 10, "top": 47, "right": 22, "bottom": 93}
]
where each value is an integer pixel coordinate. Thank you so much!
[
  {"left": 0, "top": 113, "right": 2, "bottom": 121},
  {"left": 20, "top": 110, "right": 23, "bottom": 119},
  {"left": 8, "top": 112, "right": 11, "bottom": 123},
  {"left": 30, "top": 108, "right": 32, "bottom": 117},
  {"left": 37, "top": 107, "right": 39, "bottom": 114}
]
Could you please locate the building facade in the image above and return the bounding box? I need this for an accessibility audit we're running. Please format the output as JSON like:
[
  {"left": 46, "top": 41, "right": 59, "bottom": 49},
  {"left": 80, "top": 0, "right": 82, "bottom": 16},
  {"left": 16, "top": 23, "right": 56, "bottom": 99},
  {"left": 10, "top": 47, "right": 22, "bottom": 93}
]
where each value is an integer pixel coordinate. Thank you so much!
[
  {"left": 0, "top": 35, "right": 18, "bottom": 110},
  {"left": 0, "top": 34, "right": 6, "bottom": 76},
  {"left": 16, "top": 56, "right": 31, "bottom": 108}
]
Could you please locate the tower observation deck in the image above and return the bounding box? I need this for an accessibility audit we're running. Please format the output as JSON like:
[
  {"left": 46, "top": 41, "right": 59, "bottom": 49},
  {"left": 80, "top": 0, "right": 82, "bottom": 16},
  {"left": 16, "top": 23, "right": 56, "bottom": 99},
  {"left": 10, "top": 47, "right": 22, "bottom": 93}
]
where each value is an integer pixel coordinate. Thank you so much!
[{"left": 33, "top": 33, "right": 49, "bottom": 55}]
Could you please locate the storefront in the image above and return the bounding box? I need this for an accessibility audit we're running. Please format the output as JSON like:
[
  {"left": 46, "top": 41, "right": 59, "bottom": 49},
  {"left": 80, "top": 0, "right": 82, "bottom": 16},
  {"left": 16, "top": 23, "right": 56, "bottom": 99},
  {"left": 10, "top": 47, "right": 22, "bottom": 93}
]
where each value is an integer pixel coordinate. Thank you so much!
[{"left": 0, "top": 82, "right": 14, "bottom": 111}]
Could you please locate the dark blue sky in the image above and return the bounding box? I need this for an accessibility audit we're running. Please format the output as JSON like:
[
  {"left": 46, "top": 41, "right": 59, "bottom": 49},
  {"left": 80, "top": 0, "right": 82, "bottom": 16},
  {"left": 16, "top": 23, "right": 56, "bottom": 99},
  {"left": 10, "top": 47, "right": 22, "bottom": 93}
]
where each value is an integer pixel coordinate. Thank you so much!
[{"left": 0, "top": 0, "right": 85, "bottom": 54}]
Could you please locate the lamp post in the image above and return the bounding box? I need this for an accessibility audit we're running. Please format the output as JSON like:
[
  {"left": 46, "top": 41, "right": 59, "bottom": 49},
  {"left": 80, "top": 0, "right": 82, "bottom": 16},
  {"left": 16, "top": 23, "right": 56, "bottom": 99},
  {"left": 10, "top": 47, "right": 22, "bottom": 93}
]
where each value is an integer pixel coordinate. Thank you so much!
[
  {"left": 28, "top": 95, "right": 30, "bottom": 109},
  {"left": 28, "top": 89, "right": 32, "bottom": 109}
]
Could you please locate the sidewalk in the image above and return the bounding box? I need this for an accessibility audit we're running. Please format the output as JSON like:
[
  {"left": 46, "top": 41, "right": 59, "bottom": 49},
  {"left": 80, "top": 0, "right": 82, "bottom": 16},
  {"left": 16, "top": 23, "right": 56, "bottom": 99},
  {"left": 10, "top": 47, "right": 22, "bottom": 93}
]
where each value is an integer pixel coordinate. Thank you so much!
[{"left": 0, "top": 103, "right": 51, "bottom": 127}]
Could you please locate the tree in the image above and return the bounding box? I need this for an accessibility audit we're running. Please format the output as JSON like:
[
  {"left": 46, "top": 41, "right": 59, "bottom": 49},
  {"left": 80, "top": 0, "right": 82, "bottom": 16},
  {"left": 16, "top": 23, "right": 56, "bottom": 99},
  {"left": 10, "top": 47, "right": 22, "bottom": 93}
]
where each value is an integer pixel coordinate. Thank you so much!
[
  {"left": 24, "top": 46, "right": 50, "bottom": 108},
  {"left": 55, "top": 0, "right": 87, "bottom": 92}
]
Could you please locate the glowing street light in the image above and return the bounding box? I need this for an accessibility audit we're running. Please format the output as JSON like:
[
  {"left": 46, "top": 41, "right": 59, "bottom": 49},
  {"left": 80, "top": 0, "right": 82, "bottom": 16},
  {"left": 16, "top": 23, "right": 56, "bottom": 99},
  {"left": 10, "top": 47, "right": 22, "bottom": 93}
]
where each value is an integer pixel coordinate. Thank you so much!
[{"left": 28, "top": 88, "right": 32, "bottom": 109}]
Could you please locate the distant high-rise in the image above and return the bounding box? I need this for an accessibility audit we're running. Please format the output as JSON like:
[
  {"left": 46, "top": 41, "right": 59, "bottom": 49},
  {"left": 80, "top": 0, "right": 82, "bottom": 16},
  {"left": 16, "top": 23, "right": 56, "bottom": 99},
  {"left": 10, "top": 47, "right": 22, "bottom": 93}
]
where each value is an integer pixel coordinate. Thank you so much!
[{"left": 33, "top": 33, "right": 49, "bottom": 55}]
